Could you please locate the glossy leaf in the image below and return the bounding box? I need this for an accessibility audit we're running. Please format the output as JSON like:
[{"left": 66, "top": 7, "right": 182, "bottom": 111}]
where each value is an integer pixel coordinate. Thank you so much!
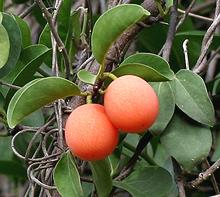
[
  {"left": 113, "top": 167, "right": 173, "bottom": 197},
  {"left": 3, "top": 44, "right": 50, "bottom": 102},
  {"left": 121, "top": 53, "right": 174, "bottom": 80},
  {"left": 77, "top": 70, "right": 97, "bottom": 85},
  {"left": 111, "top": 63, "right": 170, "bottom": 82},
  {"left": 0, "top": 2, "right": 3, "bottom": 12},
  {"left": 149, "top": 82, "right": 175, "bottom": 135},
  {"left": 173, "top": 69, "right": 215, "bottom": 127},
  {"left": 0, "top": 13, "right": 22, "bottom": 78},
  {"left": 7, "top": 77, "right": 81, "bottom": 128},
  {"left": 21, "top": 110, "right": 44, "bottom": 127},
  {"left": 92, "top": 4, "right": 150, "bottom": 64},
  {"left": 57, "top": 0, "right": 73, "bottom": 42},
  {"left": 161, "top": 112, "right": 212, "bottom": 171},
  {"left": 39, "top": 24, "right": 51, "bottom": 48},
  {"left": 14, "top": 15, "right": 32, "bottom": 48},
  {"left": 0, "top": 24, "right": 9, "bottom": 68},
  {"left": 54, "top": 151, "right": 83, "bottom": 197},
  {"left": 89, "top": 159, "right": 112, "bottom": 197}
]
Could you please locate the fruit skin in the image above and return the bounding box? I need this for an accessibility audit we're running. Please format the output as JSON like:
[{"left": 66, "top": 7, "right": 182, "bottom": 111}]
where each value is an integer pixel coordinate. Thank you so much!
[
  {"left": 104, "top": 75, "right": 159, "bottom": 133},
  {"left": 65, "top": 104, "right": 118, "bottom": 161}
]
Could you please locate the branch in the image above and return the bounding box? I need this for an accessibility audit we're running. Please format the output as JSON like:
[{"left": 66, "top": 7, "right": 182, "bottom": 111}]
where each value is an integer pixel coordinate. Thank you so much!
[
  {"left": 193, "top": 0, "right": 220, "bottom": 73},
  {"left": 173, "top": 159, "right": 186, "bottom": 197},
  {"left": 19, "top": 2, "right": 37, "bottom": 18},
  {"left": 176, "top": 0, "right": 196, "bottom": 30},
  {"left": 190, "top": 158, "right": 220, "bottom": 188},
  {"left": 35, "top": 0, "right": 71, "bottom": 79},
  {"left": 162, "top": 0, "right": 178, "bottom": 61}
]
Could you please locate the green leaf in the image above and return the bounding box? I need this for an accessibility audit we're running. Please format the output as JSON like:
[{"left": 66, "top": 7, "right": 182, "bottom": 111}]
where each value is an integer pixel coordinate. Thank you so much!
[
  {"left": 13, "top": 15, "right": 32, "bottom": 48},
  {"left": 0, "top": 160, "right": 26, "bottom": 177},
  {"left": 77, "top": 70, "right": 97, "bottom": 85},
  {"left": 57, "top": 0, "right": 73, "bottom": 43},
  {"left": 92, "top": 4, "right": 150, "bottom": 64},
  {"left": 3, "top": 44, "right": 50, "bottom": 103},
  {"left": 39, "top": 24, "right": 51, "bottom": 48},
  {"left": 0, "top": 137, "right": 13, "bottom": 160},
  {"left": 121, "top": 53, "right": 174, "bottom": 80},
  {"left": 21, "top": 109, "right": 44, "bottom": 127},
  {"left": 0, "top": 12, "right": 2, "bottom": 23},
  {"left": 111, "top": 63, "right": 170, "bottom": 82},
  {"left": 89, "top": 159, "right": 112, "bottom": 197},
  {"left": 173, "top": 69, "right": 215, "bottom": 127},
  {"left": 211, "top": 132, "right": 220, "bottom": 162},
  {"left": 7, "top": 77, "right": 81, "bottom": 128},
  {"left": 113, "top": 167, "right": 173, "bottom": 197},
  {"left": 0, "top": 13, "right": 22, "bottom": 78},
  {"left": 54, "top": 152, "right": 83, "bottom": 197},
  {"left": 161, "top": 112, "right": 212, "bottom": 171},
  {"left": 166, "top": 0, "right": 173, "bottom": 9},
  {"left": 39, "top": 0, "right": 73, "bottom": 47},
  {"left": 0, "top": 92, "right": 5, "bottom": 118},
  {"left": 0, "top": 3, "right": 2, "bottom": 12},
  {"left": 0, "top": 24, "right": 9, "bottom": 68},
  {"left": 149, "top": 82, "right": 175, "bottom": 135}
]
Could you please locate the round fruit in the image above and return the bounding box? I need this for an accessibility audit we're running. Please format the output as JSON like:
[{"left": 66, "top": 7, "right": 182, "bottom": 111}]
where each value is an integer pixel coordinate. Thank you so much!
[
  {"left": 65, "top": 104, "right": 118, "bottom": 161},
  {"left": 104, "top": 75, "right": 159, "bottom": 133}
]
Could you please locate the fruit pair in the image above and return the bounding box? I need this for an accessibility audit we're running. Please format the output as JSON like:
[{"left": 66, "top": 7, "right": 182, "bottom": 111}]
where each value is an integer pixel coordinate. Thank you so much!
[{"left": 65, "top": 75, "right": 159, "bottom": 161}]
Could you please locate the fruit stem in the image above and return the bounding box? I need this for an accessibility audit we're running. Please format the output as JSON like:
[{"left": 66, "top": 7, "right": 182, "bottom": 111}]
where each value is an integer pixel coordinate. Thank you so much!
[
  {"left": 98, "top": 89, "right": 106, "bottom": 95},
  {"left": 86, "top": 94, "right": 93, "bottom": 104},
  {"left": 102, "top": 72, "right": 118, "bottom": 81}
]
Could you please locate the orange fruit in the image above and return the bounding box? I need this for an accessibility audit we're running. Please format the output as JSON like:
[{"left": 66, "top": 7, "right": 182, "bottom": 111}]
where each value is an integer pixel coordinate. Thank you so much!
[
  {"left": 104, "top": 75, "right": 159, "bottom": 133},
  {"left": 65, "top": 104, "right": 118, "bottom": 161}
]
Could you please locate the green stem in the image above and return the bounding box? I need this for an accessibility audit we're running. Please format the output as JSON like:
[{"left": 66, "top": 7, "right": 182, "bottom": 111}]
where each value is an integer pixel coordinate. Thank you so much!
[
  {"left": 102, "top": 72, "right": 118, "bottom": 81},
  {"left": 86, "top": 94, "right": 92, "bottom": 104},
  {"left": 80, "top": 8, "right": 88, "bottom": 45}
]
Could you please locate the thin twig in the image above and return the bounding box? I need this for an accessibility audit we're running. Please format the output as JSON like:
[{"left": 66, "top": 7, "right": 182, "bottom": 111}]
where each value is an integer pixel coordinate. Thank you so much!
[
  {"left": 0, "top": 80, "right": 21, "bottom": 90},
  {"left": 178, "top": 9, "right": 214, "bottom": 22},
  {"left": 193, "top": 1, "right": 220, "bottom": 73},
  {"left": 19, "top": 2, "right": 37, "bottom": 18},
  {"left": 35, "top": 0, "right": 71, "bottom": 79},
  {"left": 162, "top": 0, "right": 178, "bottom": 61},
  {"left": 183, "top": 39, "right": 190, "bottom": 70},
  {"left": 190, "top": 158, "right": 220, "bottom": 188},
  {"left": 173, "top": 159, "right": 186, "bottom": 197},
  {"left": 191, "top": 0, "right": 216, "bottom": 13},
  {"left": 176, "top": 0, "right": 196, "bottom": 30}
]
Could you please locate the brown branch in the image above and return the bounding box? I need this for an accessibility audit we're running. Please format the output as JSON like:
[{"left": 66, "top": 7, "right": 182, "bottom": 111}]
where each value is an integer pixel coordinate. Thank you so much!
[
  {"left": 173, "top": 159, "right": 186, "bottom": 197},
  {"left": 191, "top": 0, "right": 216, "bottom": 13},
  {"left": 162, "top": 0, "right": 179, "bottom": 61},
  {"left": 204, "top": 159, "right": 220, "bottom": 194},
  {"left": 19, "top": 2, "right": 37, "bottom": 18},
  {"left": 190, "top": 158, "right": 220, "bottom": 188},
  {"left": 193, "top": 0, "right": 220, "bottom": 74},
  {"left": 176, "top": 0, "right": 196, "bottom": 30}
]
